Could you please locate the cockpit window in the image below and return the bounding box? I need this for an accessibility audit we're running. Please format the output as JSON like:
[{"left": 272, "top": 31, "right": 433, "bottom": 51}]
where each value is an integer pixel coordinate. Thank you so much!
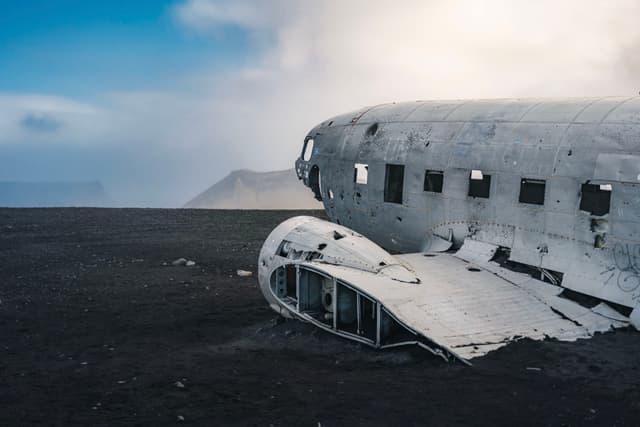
[{"left": 302, "top": 138, "right": 314, "bottom": 161}]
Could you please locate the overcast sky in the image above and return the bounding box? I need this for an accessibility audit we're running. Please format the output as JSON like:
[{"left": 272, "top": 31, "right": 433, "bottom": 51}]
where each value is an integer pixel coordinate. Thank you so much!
[{"left": 1, "top": 0, "right": 639, "bottom": 206}]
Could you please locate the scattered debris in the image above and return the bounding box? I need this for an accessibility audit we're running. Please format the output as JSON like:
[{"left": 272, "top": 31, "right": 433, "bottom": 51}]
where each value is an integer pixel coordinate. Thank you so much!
[
  {"left": 172, "top": 258, "right": 196, "bottom": 267},
  {"left": 237, "top": 269, "right": 252, "bottom": 277},
  {"left": 175, "top": 380, "right": 185, "bottom": 388}
]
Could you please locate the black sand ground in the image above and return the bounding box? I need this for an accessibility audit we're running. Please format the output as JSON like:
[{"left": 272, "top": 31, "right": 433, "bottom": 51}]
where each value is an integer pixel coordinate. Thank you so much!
[{"left": 1, "top": 208, "right": 639, "bottom": 426}]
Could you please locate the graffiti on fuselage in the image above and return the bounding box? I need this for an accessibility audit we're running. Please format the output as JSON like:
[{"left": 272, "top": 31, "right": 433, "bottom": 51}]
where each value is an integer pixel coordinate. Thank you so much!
[{"left": 601, "top": 243, "right": 640, "bottom": 302}]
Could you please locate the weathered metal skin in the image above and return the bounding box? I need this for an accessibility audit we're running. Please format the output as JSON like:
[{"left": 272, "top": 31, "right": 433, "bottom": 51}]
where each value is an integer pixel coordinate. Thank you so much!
[
  {"left": 295, "top": 97, "right": 640, "bottom": 309},
  {"left": 256, "top": 216, "right": 457, "bottom": 359}
]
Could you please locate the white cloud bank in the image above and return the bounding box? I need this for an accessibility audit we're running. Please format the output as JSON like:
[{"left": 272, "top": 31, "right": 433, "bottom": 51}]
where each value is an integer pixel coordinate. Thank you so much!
[{"left": 3, "top": 0, "right": 640, "bottom": 206}]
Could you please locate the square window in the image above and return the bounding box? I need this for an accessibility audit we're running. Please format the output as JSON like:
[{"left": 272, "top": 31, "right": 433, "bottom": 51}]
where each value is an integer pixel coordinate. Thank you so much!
[
  {"left": 468, "top": 170, "right": 491, "bottom": 198},
  {"left": 424, "top": 170, "right": 444, "bottom": 193},
  {"left": 580, "top": 183, "right": 611, "bottom": 216},
  {"left": 519, "top": 178, "right": 546, "bottom": 205},
  {"left": 384, "top": 164, "right": 404, "bottom": 204}
]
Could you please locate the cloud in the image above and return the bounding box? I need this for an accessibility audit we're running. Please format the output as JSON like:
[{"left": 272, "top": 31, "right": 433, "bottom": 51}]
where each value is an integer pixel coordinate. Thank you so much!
[
  {"left": 4, "top": 1, "right": 640, "bottom": 207},
  {"left": 0, "top": 94, "right": 103, "bottom": 144},
  {"left": 167, "top": 0, "right": 640, "bottom": 196},
  {"left": 174, "top": 0, "right": 640, "bottom": 98},
  {"left": 174, "top": 0, "right": 273, "bottom": 31},
  {"left": 20, "top": 114, "right": 63, "bottom": 133}
]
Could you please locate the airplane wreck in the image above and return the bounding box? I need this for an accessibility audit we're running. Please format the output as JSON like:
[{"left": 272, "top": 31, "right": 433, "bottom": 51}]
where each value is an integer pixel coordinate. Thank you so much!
[{"left": 258, "top": 97, "right": 640, "bottom": 363}]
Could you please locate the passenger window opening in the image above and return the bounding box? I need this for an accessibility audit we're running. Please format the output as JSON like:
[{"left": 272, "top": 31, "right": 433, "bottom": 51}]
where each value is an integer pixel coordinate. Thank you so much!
[
  {"left": 384, "top": 164, "right": 405, "bottom": 204},
  {"left": 580, "top": 183, "right": 611, "bottom": 216},
  {"left": 519, "top": 178, "right": 546, "bottom": 205},
  {"left": 354, "top": 163, "right": 369, "bottom": 184},
  {"left": 302, "top": 138, "right": 314, "bottom": 161},
  {"left": 468, "top": 170, "right": 491, "bottom": 198},
  {"left": 424, "top": 170, "right": 444, "bottom": 193}
]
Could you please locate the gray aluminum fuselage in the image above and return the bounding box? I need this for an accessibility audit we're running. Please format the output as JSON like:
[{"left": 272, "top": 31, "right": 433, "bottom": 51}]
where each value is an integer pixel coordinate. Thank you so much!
[{"left": 295, "top": 97, "right": 640, "bottom": 309}]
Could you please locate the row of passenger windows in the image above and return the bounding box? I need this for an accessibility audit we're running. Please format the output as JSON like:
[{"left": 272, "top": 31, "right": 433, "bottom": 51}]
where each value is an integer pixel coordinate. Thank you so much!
[{"left": 352, "top": 163, "right": 612, "bottom": 216}]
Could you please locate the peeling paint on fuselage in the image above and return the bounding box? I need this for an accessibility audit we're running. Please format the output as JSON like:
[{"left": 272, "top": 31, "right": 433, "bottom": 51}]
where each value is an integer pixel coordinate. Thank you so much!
[{"left": 295, "top": 97, "right": 640, "bottom": 309}]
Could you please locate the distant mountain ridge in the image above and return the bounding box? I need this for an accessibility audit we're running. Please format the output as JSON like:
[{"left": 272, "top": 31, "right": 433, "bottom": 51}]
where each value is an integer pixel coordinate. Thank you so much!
[
  {"left": 0, "top": 181, "right": 113, "bottom": 207},
  {"left": 184, "top": 169, "right": 322, "bottom": 209}
]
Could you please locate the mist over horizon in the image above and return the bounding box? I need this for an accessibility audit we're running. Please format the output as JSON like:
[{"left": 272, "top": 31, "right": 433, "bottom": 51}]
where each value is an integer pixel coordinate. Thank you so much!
[{"left": 2, "top": 0, "right": 640, "bottom": 207}]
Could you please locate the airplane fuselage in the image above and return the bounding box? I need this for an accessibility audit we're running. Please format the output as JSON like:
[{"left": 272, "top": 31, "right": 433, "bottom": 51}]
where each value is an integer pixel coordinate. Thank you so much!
[{"left": 295, "top": 97, "right": 640, "bottom": 309}]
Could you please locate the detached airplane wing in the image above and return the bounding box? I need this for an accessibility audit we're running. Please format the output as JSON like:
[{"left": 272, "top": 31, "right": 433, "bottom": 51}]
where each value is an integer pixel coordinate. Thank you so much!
[{"left": 259, "top": 216, "right": 628, "bottom": 363}]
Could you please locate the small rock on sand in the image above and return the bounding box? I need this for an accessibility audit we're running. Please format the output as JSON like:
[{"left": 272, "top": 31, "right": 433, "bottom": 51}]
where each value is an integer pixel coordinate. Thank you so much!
[{"left": 172, "top": 258, "right": 187, "bottom": 266}]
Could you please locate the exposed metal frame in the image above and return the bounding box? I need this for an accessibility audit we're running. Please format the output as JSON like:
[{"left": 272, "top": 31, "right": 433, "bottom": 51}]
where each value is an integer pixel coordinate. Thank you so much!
[{"left": 268, "top": 263, "right": 458, "bottom": 362}]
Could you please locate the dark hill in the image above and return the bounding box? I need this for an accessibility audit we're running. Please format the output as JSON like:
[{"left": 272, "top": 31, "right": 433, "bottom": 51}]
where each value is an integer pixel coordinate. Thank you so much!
[{"left": 184, "top": 169, "right": 322, "bottom": 209}]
